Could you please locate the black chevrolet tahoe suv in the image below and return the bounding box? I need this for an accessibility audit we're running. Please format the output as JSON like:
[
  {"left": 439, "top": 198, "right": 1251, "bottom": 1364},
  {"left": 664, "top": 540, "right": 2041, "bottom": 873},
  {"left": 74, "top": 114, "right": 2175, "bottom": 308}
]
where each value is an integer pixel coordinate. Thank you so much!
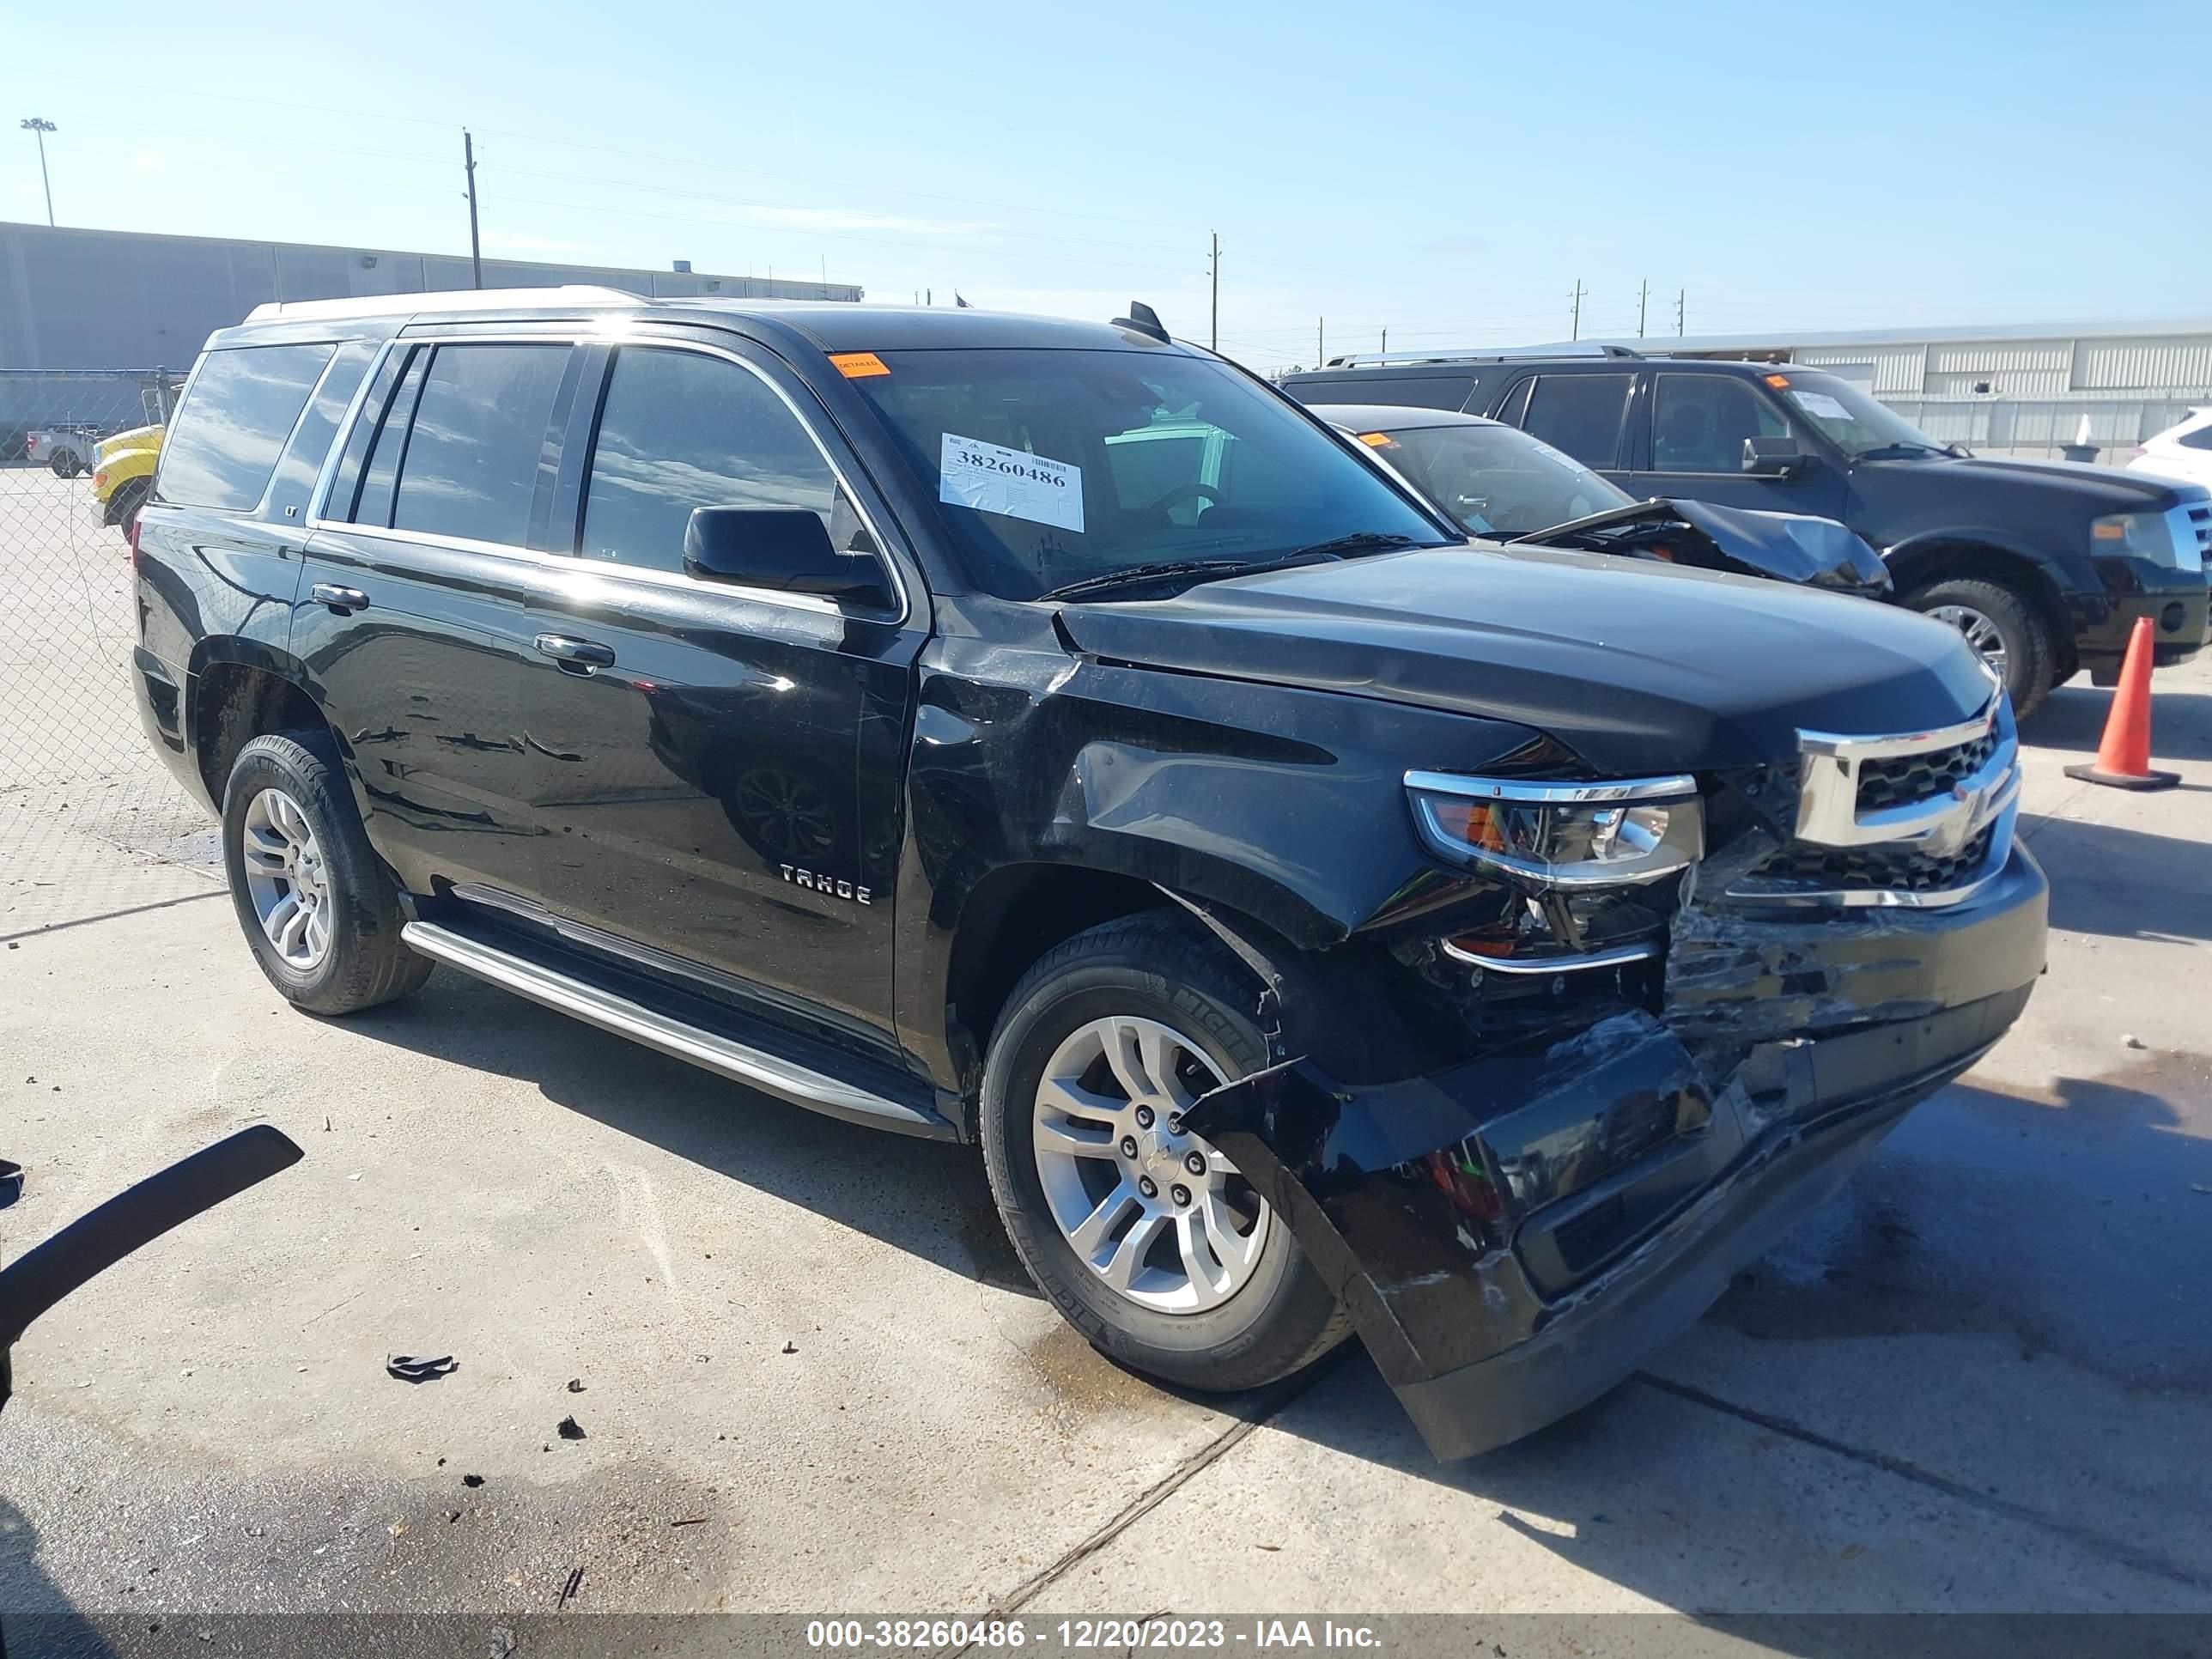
[
  {"left": 1283, "top": 349, "right": 2212, "bottom": 718},
  {"left": 129, "top": 291, "right": 2047, "bottom": 1458}
]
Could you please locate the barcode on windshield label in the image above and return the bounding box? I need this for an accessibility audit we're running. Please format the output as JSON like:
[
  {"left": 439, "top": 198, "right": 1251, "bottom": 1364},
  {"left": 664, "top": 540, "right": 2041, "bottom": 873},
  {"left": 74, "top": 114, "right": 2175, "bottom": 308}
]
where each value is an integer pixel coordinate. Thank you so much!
[{"left": 939, "top": 433, "right": 1085, "bottom": 533}]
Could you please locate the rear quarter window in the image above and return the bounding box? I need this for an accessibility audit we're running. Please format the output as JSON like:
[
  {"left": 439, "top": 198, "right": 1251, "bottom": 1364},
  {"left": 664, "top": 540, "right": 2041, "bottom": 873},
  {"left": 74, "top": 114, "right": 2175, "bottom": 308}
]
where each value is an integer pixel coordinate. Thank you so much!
[{"left": 155, "top": 343, "right": 337, "bottom": 510}]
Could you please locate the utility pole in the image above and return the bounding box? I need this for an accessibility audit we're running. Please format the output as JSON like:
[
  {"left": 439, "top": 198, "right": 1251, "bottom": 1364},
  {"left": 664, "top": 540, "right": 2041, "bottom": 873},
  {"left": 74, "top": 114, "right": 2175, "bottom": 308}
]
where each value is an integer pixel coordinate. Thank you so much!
[
  {"left": 1317, "top": 316, "right": 1324, "bottom": 366},
  {"left": 462, "top": 129, "right": 483, "bottom": 289},
  {"left": 1675, "top": 288, "right": 1686, "bottom": 337},
  {"left": 1381, "top": 326, "right": 1389, "bottom": 356},
  {"left": 1208, "top": 231, "right": 1220, "bottom": 352},
  {"left": 20, "top": 118, "right": 56, "bottom": 227},
  {"left": 1638, "top": 278, "right": 1649, "bottom": 338},
  {"left": 1569, "top": 279, "right": 1585, "bottom": 342}
]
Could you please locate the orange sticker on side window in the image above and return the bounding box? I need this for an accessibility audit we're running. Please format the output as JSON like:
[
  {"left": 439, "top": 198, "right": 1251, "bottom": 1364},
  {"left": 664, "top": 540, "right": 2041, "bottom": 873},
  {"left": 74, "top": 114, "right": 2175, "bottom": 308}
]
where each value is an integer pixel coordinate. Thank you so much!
[
  {"left": 830, "top": 351, "right": 890, "bottom": 379},
  {"left": 1357, "top": 431, "right": 1395, "bottom": 447}
]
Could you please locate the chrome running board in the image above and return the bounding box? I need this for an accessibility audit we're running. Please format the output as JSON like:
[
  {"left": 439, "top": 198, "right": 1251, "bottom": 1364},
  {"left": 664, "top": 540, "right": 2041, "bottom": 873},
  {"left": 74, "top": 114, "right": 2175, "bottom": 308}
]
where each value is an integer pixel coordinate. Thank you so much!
[{"left": 400, "top": 920, "right": 946, "bottom": 1135}]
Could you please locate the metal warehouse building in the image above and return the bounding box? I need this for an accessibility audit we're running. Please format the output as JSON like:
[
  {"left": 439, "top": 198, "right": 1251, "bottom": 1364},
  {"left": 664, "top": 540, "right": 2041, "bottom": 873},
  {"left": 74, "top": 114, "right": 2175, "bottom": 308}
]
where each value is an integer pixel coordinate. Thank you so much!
[
  {"left": 1569, "top": 321, "right": 2212, "bottom": 463},
  {"left": 1, "top": 220, "right": 863, "bottom": 439}
]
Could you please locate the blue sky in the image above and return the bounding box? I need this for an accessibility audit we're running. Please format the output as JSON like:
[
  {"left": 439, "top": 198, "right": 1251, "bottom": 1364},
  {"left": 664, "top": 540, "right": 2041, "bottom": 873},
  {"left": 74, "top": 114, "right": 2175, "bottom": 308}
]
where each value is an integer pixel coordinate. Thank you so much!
[{"left": 8, "top": 0, "right": 2207, "bottom": 374}]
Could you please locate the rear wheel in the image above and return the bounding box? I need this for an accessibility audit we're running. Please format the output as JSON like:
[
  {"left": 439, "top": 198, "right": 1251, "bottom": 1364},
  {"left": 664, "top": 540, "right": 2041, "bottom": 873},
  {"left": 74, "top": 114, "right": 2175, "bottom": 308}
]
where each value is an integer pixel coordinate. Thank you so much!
[
  {"left": 1903, "top": 576, "right": 2052, "bottom": 719},
  {"left": 222, "top": 731, "right": 432, "bottom": 1015},
  {"left": 979, "top": 912, "right": 1350, "bottom": 1392},
  {"left": 51, "top": 451, "right": 81, "bottom": 479}
]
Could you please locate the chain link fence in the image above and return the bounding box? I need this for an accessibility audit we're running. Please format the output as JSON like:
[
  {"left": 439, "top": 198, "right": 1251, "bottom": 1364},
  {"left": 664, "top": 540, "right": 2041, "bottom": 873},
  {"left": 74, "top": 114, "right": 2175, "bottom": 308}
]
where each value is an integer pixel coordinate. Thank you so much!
[{"left": 1, "top": 368, "right": 224, "bottom": 932}]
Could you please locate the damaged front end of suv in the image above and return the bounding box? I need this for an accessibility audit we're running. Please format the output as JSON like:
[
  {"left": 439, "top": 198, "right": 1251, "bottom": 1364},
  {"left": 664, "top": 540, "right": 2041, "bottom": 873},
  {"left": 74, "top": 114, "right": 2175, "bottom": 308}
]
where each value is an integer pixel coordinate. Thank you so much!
[
  {"left": 1172, "top": 684, "right": 2041, "bottom": 1458},
  {"left": 938, "top": 545, "right": 2052, "bottom": 1461}
]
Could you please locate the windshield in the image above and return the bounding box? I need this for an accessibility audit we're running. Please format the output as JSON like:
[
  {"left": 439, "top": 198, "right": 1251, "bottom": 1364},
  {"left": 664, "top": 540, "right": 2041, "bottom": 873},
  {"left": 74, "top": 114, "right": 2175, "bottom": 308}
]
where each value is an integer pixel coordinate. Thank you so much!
[
  {"left": 844, "top": 348, "right": 1452, "bottom": 599},
  {"left": 1772, "top": 370, "right": 1948, "bottom": 459},
  {"left": 1358, "top": 421, "right": 1632, "bottom": 535}
]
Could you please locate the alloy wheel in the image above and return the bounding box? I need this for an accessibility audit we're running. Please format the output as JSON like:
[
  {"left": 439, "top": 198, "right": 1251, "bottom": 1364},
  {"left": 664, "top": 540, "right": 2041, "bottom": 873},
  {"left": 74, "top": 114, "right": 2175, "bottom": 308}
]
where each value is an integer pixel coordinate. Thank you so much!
[
  {"left": 240, "top": 787, "right": 333, "bottom": 971},
  {"left": 1926, "top": 603, "right": 2009, "bottom": 684},
  {"left": 1030, "top": 1015, "right": 1269, "bottom": 1315}
]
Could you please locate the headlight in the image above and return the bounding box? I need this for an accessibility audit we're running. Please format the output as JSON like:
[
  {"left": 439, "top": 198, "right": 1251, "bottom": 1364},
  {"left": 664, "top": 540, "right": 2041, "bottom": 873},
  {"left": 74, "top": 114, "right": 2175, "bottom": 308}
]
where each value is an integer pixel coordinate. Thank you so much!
[
  {"left": 2092, "top": 512, "right": 2179, "bottom": 565},
  {"left": 1402, "top": 771, "right": 1704, "bottom": 887}
]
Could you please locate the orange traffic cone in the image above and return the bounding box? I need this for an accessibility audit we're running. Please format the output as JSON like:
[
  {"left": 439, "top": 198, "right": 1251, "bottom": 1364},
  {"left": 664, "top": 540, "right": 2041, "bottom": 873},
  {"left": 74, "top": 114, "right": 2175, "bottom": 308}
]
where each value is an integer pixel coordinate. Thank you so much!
[{"left": 2064, "top": 616, "right": 2179, "bottom": 790}]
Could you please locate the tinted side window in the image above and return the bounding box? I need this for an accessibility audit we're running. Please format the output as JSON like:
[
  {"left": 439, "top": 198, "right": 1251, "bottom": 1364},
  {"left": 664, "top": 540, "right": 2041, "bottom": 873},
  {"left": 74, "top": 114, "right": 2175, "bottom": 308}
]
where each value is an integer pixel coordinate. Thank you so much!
[
  {"left": 156, "top": 343, "right": 337, "bottom": 509},
  {"left": 1328, "top": 374, "right": 1477, "bottom": 411},
  {"left": 390, "top": 344, "right": 570, "bottom": 545},
  {"left": 347, "top": 347, "right": 429, "bottom": 529},
  {"left": 2180, "top": 424, "right": 2212, "bottom": 452},
  {"left": 1519, "top": 374, "right": 1633, "bottom": 468},
  {"left": 264, "top": 340, "right": 374, "bottom": 522},
  {"left": 1652, "top": 374, "right": 1789, "bottom": 473},
  {"left": 580, "top": 348, "right": 855, "bottom": 575}
]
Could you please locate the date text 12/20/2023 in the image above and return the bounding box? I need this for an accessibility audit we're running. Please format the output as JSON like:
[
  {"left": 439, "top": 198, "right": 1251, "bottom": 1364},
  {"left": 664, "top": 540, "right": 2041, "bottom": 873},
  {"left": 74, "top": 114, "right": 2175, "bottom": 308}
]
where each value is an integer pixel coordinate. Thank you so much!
[{"left": 805, "top": 1618, "right": 1384, "bottom": 1650}]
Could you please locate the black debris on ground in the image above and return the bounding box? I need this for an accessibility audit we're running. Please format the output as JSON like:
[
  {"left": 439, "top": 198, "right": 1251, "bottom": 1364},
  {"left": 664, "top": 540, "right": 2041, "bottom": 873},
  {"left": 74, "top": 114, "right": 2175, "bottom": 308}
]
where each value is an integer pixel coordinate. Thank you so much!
[
  {"left": 385, "top": 1354, "right": 458, "bottom": 1383},
  {"left": 556, "top": 1416, "right": 586, "bottom": 1440}
]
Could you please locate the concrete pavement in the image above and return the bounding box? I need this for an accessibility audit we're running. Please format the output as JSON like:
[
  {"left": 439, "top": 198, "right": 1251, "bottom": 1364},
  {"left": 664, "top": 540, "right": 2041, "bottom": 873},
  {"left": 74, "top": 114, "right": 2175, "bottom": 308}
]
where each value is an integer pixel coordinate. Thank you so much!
[{"left": 3, "top": 659, "right": 2209, "bottom": 1632}]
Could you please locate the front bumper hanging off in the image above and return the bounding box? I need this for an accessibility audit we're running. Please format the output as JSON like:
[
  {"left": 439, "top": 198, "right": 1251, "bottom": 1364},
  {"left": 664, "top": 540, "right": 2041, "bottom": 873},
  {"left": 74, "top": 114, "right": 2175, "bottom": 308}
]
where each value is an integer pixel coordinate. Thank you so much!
[{"left": 1182, "top": 846, "right": 2049, "bottom": 1462}]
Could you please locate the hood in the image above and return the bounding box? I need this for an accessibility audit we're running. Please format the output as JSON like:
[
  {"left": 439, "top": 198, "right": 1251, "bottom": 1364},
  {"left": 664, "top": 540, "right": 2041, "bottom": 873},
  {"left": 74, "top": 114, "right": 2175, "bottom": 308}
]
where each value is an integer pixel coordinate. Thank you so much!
[
  {"left": 96, "top": 424, "right": 163, "bottom": 463},
  {"left": 1876, "top": 453, "right": 2203, "bottom": 511},
  {"left": 1508, "top": 499, "right": 1892, "bottom": 595},
  {"left": 1056, "top": 544, "right": 1994, "bottom": 774}
]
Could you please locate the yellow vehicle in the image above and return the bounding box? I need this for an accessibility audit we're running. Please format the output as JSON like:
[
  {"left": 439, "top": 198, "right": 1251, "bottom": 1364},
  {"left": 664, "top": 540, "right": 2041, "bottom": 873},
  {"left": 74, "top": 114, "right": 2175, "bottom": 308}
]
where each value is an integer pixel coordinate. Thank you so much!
[{"left": 92, "top": 423, "right": 162, "bottom": 540}]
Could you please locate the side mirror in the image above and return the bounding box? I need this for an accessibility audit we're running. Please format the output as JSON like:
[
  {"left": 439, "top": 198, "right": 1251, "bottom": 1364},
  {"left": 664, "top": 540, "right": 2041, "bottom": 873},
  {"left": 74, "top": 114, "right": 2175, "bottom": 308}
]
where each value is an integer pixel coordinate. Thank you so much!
[
  {"left": 682, "top": 507, "right": 891, "bottom": 608},
  {"left": 1742, "top": 437, "right": 1808, "bottom": 478}
]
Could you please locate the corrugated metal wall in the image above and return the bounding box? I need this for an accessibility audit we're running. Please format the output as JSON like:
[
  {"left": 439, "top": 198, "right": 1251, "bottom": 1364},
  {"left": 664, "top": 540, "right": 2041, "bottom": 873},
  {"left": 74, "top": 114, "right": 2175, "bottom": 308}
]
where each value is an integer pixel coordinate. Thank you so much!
[
  {"left": 0, "top": 222, "right": 863, "bottom": 376},
  {"left": 1790, "top": 331, "right": 2212, "bottom": 459}
]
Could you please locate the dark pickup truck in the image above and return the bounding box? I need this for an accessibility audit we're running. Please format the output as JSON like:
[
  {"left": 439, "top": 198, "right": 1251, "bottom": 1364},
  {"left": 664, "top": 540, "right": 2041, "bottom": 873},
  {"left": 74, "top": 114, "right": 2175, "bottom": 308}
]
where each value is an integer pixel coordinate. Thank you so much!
[
  {"left": 1284, "top": 349, "right": 2212, "bottom": 717},
  {"left": 127, "top": 291, "right": 2045, "bottom": 1457}
]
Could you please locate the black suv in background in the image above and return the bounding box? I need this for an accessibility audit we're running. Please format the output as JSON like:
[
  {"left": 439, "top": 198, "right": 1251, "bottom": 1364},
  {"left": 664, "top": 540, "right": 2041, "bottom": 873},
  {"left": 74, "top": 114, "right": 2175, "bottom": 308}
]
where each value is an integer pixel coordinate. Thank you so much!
[
  {"left": 1284, "top": 349, "right": 2212, "bottom": 716},
  {"left": 130, "top": 292, "right": 2045, "bottom": 1458}
]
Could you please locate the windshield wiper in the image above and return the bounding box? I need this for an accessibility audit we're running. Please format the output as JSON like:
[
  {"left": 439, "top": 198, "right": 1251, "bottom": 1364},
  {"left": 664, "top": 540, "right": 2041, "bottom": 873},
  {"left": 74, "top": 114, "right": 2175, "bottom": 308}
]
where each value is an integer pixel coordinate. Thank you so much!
[
  {"left": 1041, "top": 534, "right": 1431, "bottom": 603},
  {"left": 1854, "top": 441, "right": 1945, "bottom": 460},
  {"left": 1042, "top": 558, "right": 1296, "bottom": 603},
  {"left": 1285, "top": 532, "right": 1427, "bottom": 558}
]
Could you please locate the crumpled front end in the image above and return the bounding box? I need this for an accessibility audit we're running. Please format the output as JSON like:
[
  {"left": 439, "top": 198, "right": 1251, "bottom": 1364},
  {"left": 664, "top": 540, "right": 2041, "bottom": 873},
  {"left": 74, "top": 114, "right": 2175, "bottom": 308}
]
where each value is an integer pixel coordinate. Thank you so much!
[{"left": 1181, "top": 693, "right": 2048, "bottom": 1460}]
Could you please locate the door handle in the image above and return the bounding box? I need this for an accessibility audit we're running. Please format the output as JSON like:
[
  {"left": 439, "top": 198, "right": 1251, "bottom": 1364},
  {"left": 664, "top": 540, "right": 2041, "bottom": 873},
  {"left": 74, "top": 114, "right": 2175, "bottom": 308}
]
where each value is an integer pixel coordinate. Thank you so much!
[
  {"left": 310, "top": 582, "right": 369, "bottom": 614},
  {"left": 534, "top": 634, "right": 617, "bottom": 673}
]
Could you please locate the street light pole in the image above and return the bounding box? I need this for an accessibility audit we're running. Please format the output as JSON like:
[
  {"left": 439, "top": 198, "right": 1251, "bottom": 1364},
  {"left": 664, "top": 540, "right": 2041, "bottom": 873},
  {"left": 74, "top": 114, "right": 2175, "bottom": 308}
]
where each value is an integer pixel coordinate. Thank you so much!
[{"left": 20, "top": 118, "right": 56, "bottom": 227}]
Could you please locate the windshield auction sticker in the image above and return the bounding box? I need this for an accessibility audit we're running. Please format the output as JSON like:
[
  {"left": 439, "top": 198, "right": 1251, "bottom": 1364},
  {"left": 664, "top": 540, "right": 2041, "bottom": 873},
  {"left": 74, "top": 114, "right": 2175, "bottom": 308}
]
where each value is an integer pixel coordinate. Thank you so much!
[
  {"left": 1790, "top": 391, "right": 1854, "bottom": 422},
  {"left": 939, "top": 432, "right": 1085, "bottom": 533}
]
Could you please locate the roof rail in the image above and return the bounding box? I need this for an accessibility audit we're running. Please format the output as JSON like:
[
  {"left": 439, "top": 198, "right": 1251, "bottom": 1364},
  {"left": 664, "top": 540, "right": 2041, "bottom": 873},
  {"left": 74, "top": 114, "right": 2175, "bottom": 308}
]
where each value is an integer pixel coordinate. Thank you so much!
[
  {"left": 244, "top": 284, "right": 644, "bottom": 323},
  {"left": 1318, "top": 342, "right": 1644, "bottom": 370}
]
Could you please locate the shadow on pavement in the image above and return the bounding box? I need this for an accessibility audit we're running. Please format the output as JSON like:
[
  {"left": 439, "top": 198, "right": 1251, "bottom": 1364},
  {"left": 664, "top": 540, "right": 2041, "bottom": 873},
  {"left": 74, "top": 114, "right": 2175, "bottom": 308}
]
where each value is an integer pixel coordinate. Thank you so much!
[
  {"left": 0, "top": 1496, "right": 114, "bottom": 1659},
  {"left": 2024, "top": 681, "right": 2212, "bottom": 762},
  {"left": 2020, "top": 815, "right": 2212, "bottom": 942},
  {"left": 338, "top": 953, "right": 2212, "bottom": 1619}
]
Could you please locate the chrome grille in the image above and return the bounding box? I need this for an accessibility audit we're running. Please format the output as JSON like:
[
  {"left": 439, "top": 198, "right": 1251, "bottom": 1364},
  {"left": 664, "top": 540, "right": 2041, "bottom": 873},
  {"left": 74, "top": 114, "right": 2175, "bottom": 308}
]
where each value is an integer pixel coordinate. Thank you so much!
[
  {"left": 1855, "top": 729, "right": 1996, "bottom": 813},
  {"left": 1727, "top": 695, "right": 2021, "bottom": 909},
  {"left": 1753, "top": 826, "right": 1995, "bottom": 896}
]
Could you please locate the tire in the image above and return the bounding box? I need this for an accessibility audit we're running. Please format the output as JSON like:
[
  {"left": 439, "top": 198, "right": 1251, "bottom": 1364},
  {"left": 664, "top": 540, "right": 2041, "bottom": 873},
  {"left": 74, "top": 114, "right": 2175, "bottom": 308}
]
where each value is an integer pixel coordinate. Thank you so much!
[
  {"left": 221, "top": 731, "right": 433, "bottom": 1016},
  {"left": 1902, "top": 575, "right": 2053, "bottom": 720},
  {"left": 51, "top": 451, "right": 80, "bottom": 478},
  {"left": 110, "top": 478, "right": 149, "bottom": 542},
  {"left": 979, "top": 911, "right": 1351, "bottom": 1393}
]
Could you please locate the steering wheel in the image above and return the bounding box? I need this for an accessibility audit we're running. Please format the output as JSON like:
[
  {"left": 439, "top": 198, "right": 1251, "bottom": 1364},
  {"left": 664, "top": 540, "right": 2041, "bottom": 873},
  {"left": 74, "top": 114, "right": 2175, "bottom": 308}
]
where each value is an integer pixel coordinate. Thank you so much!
[{"left": 1148, "top": 482, "right": 1223, "bottom": 512}]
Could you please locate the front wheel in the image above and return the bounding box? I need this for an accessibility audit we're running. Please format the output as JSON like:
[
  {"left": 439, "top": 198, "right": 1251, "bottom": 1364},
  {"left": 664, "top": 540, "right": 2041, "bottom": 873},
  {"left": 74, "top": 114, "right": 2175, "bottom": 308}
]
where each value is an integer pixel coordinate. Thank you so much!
[
  {"left": 1903, "top": 576, "right": 2053, "bottom": 719},
  {"left": 979, "top": 913, "right": 1349, "bottom": 1393},
  {"left": 222, "top": 731, "right": 433, "bottom": 1015},
  {"left": 108, "top": 478, "right": 149, "bottom": 542}
]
